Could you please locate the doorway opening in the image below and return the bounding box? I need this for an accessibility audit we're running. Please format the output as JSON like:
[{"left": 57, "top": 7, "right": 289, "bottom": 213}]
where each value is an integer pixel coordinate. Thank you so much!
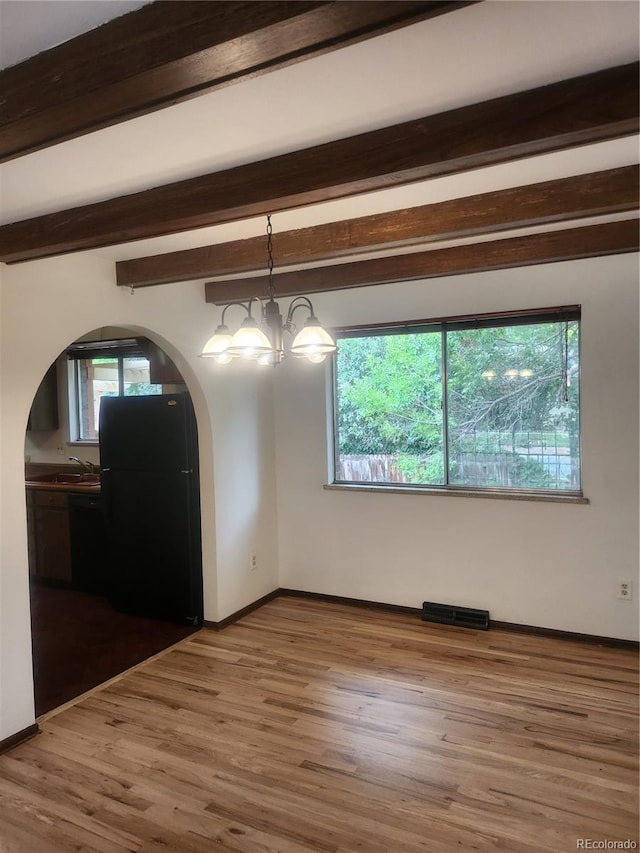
[{"left": 25, "top": 327, "right": 203, "bottom": 716}]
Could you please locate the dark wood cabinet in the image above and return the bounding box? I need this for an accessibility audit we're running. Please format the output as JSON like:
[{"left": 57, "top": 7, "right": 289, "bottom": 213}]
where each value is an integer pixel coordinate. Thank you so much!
[
  {"left": 27, "top": 363, "right": 59, "bottom": 431},
  {"left": 30, "top": 490, "right": 72, "bottom": 583},
  {"left": 137, "top": 338, "right": 184, "bottom": 385},
  {"left": 26, "top": 489, "right": 37, "bottom": 577}
]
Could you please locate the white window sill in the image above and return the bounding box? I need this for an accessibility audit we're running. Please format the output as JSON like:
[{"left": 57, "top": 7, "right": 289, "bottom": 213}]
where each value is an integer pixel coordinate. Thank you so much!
[{"left": 324, "top": 483, "right": 588, "bottom": 504}]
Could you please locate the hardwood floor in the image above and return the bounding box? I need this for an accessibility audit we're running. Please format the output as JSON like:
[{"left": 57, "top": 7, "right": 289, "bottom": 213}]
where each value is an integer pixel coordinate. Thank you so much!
[{"left": 0, "top": 597, "right": 637, "bottom": 852}]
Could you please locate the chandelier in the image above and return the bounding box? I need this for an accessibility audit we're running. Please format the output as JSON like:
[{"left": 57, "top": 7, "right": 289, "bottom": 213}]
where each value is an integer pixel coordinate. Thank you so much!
[{"left": 200, "top": 216, "right": 337, "bottom": 366}]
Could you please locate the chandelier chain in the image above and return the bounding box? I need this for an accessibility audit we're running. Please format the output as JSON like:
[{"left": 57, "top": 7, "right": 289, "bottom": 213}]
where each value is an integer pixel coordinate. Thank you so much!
[{"left": 266, "top": 214, "right": 275, "bottom": 301}]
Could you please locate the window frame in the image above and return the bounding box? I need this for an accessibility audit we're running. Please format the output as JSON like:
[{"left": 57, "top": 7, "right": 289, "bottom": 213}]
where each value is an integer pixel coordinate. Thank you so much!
[
  {"left": 331, "top": 306, "right": 582, "bottom": 499},
  {"left": 67, "top": 339, "right": 157, "bottom": 444}
]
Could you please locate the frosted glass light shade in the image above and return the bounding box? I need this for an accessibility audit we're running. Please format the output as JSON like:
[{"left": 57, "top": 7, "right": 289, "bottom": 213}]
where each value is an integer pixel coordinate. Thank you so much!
[
  {"left": 200, "top": 324, "right": 233, "bottom": 358},
  {"left": 290, "top": 317, "right": 337, "bottom": 359},
  {"left": 227, "top": 318, "right": 274, "bottom": 359}
]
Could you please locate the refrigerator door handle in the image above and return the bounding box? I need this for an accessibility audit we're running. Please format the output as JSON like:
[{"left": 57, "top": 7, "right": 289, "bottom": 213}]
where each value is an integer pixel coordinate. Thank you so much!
[{"left": 181, "top": 469, "right": 193, "bottom": 474}]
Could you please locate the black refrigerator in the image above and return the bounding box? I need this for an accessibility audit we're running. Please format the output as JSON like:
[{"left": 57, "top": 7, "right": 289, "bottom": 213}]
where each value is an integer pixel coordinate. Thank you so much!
[{"left": 99, "top": 394, "right": 203, "bottom": 625}]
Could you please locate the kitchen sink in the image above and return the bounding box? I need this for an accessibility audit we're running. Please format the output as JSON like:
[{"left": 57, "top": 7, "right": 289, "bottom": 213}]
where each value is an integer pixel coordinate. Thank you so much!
[{"left": 28, "top": 472, "right": 101, "bottom": 485}]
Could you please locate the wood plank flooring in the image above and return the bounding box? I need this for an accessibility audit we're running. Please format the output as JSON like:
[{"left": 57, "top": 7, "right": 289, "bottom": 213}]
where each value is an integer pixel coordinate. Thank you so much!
[{"left": 0, "top": 596, "right": 637, "bottom": 852}]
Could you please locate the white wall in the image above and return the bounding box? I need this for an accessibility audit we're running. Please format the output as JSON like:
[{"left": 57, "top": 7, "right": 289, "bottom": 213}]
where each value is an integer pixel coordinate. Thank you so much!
[
  {"left": 209, "top": 366, "right": 278, "bottom": 618},
  {"left": 0, "top": 254, "right": 279, "bottom": 739},
  {"left": 0, "top": 260, "right": 39, "bottom": 738},
  {"left": 273, "top": 254, "right": 640, "bottom": 641}
]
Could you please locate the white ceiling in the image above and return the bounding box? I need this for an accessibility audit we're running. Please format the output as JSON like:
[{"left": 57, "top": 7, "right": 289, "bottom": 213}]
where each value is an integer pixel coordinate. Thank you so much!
[
  {"left": 0, "top": 0, "right": 638, "bottom": 272},
  {"left": 0, "top": 0, "right": 148, "bottom": 70}
]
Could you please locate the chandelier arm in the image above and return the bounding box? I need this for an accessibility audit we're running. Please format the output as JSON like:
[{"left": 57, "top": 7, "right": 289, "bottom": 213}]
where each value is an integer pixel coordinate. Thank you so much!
[
  {"left": 248, "top": 295, "right": 266, "bottom": 320},
  {"left": 220, "top": 301, "right": 251, "bottom": 324},
  {"left": 285, "top": 296, "right": 315, "bottom": 325}
]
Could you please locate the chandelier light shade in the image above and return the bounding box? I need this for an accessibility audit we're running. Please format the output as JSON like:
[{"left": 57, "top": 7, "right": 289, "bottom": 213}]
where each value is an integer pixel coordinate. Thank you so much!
[
  {"left": 200, "top": 215, "right": 337, "bottom": 366},
  {"left": 290, "top": 315, "right": 338, "bottom": 360},
  {"left": 201, "top": 323, "right": 233, "bottom": 363},
  {"left": 227, "top": 317, "right": 273, "bottom": 359}
]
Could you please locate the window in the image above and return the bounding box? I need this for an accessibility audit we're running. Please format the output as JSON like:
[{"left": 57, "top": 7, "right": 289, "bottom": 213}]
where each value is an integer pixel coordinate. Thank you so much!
[
  {"left": 67, "top": 339, "right": 161, "bottom": 442},
  {"left": 333, "top": 308, "right": 581, "bottom": 494}
]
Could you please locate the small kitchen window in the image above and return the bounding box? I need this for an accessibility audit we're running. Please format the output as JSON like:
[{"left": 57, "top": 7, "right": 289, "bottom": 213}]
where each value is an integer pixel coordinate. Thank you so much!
[{"left": 67, "top": 339, "right": 161, "bottom": 442}]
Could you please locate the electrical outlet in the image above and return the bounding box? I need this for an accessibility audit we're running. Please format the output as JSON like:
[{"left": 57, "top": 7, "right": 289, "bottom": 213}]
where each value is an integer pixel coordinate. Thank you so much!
[
  {"left": 617, "top": 580, "right": 632, "bottom": 601},
  {"left": 56, "top": 445, "right": 66, "bottom": 456},
  {"left": 250, "top": 553, "right": 257, "bottom": 572}
]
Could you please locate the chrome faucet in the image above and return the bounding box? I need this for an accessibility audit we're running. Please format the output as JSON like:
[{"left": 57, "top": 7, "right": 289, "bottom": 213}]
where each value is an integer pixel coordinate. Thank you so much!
[{"left": 69, "top": 456, "right": 98, "bottom": 473}]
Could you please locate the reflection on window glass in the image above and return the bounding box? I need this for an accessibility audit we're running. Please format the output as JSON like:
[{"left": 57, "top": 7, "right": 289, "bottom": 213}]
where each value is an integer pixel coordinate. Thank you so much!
[
  {"left": 123, "top": 356, "right": 158, "bottom": 396},
  {"left": 334, "top": 314, "right": 580, "bottom": 493},
  {"left": 446, "top": 322, "right": 580, "bottom": 490}
]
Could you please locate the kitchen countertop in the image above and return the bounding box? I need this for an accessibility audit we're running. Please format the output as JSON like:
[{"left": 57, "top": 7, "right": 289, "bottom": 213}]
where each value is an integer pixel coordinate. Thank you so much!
[{"left": 25, "top": 474, "right": 101, "bottom": 494}]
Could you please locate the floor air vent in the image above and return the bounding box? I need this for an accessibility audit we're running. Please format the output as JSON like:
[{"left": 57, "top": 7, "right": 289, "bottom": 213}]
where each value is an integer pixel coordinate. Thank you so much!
[{"left": 422, "top": 601, "right": 490, "bottom": 630}]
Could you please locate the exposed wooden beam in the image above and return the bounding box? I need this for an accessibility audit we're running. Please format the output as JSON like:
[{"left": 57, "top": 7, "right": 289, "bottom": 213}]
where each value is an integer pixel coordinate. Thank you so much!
[
  {"left": 204, "top": 219, "right": 639, "bottom": 303},
  {"left": 0, "top": 1, "right": 459, "bottom": 163},
  {"left": 1, "top": 62, "right": 637, "bottom": 264},
  {"left": 118, "top": 165, "right": 640, "bottom": 287}
]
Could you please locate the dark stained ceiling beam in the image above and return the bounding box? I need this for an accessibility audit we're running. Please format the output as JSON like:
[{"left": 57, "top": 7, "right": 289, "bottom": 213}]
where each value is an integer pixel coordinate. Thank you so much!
[
  {"left": 1, "top": 62, "right": 637, "bottom": 264},
  {"left": 0, "top": 0, "right": 462, "bottom": 163},
  {"left": 118, "top": 165, "right": 640, "bottom": 287},
  {"left": 204, "top": 219, "right": 639, "bottom": 303}
]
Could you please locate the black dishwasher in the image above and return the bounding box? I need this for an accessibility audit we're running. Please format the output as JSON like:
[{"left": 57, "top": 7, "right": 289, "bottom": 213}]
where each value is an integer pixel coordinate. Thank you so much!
[{"left": 68, "top": 493, "right": 107, "bottom": 595}]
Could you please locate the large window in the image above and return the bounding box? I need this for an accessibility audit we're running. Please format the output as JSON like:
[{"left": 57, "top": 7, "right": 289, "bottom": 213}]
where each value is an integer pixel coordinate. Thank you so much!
[
  {"left": 333, "top": 308, "right": 581, "bottom": 494},
  {"left": 68, "top": 339, "right": 161, "bottom": 442}
]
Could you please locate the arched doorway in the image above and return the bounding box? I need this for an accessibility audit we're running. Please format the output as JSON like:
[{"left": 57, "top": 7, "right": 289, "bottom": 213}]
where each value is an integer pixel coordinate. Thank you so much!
[{"left": 25, "top": 327, "right": 203, "bottom": 716}]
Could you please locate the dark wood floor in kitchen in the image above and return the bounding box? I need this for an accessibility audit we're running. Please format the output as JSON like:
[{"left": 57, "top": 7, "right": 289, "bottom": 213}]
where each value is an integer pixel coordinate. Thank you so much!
[{"left": 29, "top": 581, "right": 198, "bottom": 715}]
